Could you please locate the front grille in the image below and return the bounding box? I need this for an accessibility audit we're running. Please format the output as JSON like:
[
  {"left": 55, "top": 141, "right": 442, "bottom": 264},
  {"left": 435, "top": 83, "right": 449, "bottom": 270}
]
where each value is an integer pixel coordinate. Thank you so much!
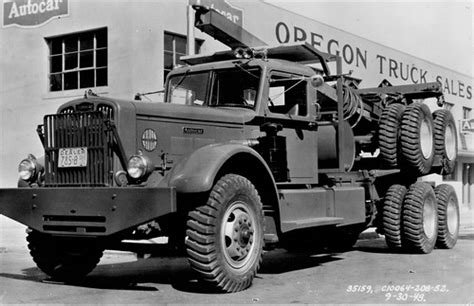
[{"left": 44, "top": 111, "right": 114, "bottom": 186}]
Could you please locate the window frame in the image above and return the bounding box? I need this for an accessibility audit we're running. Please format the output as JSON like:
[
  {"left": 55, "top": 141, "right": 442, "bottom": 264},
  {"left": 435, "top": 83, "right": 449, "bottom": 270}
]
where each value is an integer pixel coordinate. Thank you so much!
[
  {"left": 163, "top": 31, "right": 203, "bottom": 82},
  {"left": 46, "top": 28, "right": 108, "bottom": 92},
  {"left": 266, "top": 71, "right": 310, "bottom": 119},
  {"left": 463, "top": 107, "right": 472, "bottom": 119}
]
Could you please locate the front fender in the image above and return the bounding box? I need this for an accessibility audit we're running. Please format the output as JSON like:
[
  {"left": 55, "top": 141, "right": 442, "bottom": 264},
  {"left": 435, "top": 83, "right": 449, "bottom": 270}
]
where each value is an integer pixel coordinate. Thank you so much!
[{"left": 160, "top": 143, "right": 273, "bottom": 193}]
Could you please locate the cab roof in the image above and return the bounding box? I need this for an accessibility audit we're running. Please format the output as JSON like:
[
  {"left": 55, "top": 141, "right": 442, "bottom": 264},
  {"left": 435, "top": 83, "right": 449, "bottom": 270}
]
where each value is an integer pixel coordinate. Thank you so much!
[{"left": 180, "top": 43, "right": 337, "bottom": 76}]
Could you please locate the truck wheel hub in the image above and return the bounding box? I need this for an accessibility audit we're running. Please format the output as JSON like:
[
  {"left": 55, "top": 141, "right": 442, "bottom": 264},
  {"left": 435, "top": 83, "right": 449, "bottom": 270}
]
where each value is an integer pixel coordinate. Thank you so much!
[{"left": 222, "top": 201, "right": 256, "bottom": 268}]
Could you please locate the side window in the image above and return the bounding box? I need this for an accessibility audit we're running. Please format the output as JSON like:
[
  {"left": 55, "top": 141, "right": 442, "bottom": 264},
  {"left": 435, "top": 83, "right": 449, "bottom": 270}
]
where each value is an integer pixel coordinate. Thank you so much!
[{"left": 268, "top": 74, "right": 307, "bottom": 116}]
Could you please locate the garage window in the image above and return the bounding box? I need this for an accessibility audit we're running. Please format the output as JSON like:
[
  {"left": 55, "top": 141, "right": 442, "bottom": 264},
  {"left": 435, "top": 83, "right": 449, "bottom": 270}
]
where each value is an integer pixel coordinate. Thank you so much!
[
  {"left": 47, "top": 28, "right": 107, "bottom": 92},
  {"left": 164, "top": 32, "right": 203, "bottom": 82}
]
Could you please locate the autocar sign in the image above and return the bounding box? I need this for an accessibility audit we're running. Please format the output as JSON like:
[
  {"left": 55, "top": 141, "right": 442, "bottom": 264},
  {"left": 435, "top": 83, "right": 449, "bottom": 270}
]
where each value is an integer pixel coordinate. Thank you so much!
[{"left": 3, "top": 0, "right": 68, "bottom": 28}]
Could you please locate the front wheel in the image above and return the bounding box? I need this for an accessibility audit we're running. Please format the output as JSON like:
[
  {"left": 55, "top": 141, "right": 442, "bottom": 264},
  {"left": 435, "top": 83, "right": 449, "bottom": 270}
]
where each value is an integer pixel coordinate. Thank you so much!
[
  {"left": 27, "top": 230, "right": 103, "bottom": 281},
  {"left": 185, "top": 174, "right": 264, "bottom": 293}
]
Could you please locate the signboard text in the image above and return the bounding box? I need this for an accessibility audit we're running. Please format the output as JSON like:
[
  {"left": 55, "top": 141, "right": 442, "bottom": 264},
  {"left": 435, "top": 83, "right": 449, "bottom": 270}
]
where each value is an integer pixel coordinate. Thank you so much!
[{"left": 3, "top": 0, "right": 68, "bottom": 28}]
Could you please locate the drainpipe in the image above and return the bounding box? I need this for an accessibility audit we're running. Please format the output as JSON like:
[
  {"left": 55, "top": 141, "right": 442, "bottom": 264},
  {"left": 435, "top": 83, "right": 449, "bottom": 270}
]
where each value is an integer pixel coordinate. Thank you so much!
[{"left": 186, "top": 0, "right": 197, "bottom": 55}]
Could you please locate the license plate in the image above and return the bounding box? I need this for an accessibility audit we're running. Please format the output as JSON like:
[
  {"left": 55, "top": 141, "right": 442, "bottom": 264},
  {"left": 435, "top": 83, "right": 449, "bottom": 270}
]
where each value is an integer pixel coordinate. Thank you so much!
[{"left": 58, "top": 147, "right": 88, "bottom": 168}]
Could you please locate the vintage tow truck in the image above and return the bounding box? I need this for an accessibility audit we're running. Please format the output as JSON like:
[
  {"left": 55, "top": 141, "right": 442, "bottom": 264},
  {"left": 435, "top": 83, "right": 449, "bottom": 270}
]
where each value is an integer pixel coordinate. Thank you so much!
[{"left": 0, "top": 7, "right": 460, "bottom": 293}]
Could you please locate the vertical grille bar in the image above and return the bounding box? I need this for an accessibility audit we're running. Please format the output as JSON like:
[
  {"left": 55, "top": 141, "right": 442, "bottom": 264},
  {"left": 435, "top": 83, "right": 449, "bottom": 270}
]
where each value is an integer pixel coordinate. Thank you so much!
[{"left": 44, "top": 111, "right": 113, "bottom": 187}]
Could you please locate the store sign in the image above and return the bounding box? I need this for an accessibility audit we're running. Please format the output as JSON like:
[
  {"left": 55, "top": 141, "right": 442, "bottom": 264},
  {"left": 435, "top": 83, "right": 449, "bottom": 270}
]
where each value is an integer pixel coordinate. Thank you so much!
[
  {"left": 3, "top": 0, "right": 68, "bottom": 28},
  {"left": 191, "top": 0, "right": 243, "bottom": 26},
  {"left": 461, "top": 119, "right": 474, "bottom": 134},
  {"left": 273, "top": 21, "right": 472, "bottom": 103}
]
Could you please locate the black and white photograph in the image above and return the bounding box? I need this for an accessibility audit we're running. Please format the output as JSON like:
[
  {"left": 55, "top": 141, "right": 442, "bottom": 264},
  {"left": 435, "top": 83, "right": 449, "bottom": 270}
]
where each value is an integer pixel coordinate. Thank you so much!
[{"left": 0, "top": 0, "right": 473, "bottom": 304}]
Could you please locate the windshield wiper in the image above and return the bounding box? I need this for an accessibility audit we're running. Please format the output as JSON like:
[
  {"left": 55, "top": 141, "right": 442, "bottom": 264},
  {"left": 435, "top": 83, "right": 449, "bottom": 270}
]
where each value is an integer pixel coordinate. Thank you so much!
[{"left": 134, "top": 89, "right": 165, "bottom": 101}]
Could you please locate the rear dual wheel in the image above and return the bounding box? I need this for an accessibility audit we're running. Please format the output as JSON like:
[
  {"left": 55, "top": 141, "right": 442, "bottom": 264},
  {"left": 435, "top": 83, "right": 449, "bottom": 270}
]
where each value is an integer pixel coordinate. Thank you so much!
[
  {"left": 435, "top": 184, "right": 460, "bottom": 249},
  {"left": 399, "top": 103, "right": 435, "bottom": 176},
  {"left": 433, "top": 110, "right": 457, "bottom": 174},
  {"left": 381, "top": 184, "right": 407, "bottom": 249},
  {"left": 379, "top": 104, "right": 406, "bottom": 168},
  {"left": 382, "top": 103, "right": 458, "bottom": 176},
  {"left": 401, "top": 182, "right": 438, "bottom": 254}
]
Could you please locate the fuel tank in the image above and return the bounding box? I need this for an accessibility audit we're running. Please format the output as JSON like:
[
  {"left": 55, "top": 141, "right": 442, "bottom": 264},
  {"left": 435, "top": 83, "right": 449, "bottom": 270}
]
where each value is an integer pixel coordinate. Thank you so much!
[{"left": 317, "top": 120, "right": 355, "bottom": 171}]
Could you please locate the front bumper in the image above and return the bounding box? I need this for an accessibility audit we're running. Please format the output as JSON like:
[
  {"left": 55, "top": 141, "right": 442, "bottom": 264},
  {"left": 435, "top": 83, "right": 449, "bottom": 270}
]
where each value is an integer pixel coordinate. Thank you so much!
[{"left": 0, "top": 187, "right": 176, "bottom": 237}]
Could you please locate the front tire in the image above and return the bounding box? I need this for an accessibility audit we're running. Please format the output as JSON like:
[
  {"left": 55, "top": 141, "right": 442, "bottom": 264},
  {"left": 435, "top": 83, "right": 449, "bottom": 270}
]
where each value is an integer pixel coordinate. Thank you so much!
[
  {"left": 185, "top": 174, "right": 264, "bottom": 293},
  {"left": 435, "top": 184, "right": 460, "bottom": 249},
  {"left": 27, "top": 230, "right": 103, "bottom": 281},
  {"left": 401, "top": 182, "right": 438, "bottom": 254}
]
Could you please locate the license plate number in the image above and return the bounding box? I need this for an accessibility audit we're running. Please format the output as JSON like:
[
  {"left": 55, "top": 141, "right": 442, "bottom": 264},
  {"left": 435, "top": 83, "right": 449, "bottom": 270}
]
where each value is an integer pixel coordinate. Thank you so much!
[{"left": 58, "top": 147, "right": 88, "bottom": 168}]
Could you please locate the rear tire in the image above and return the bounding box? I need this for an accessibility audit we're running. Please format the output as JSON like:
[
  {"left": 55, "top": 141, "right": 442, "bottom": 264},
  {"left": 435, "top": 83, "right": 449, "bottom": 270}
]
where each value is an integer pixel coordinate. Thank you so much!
[
  {"left": 185, "top": 174, "right": 264, "bottom": 293},
  {"left": 401, "top": 182, "right": 438, "bottom": 254},
  {"left": 27, "top": 230, "right": 103, "bottom": 281},
  {"left": 433, "top": 110, "right": 457, "bottom": 174},
  {"left": 379, "top": 104, "right": 405, "bottom": 168},
  {"left": 382, "top": 184, "right": 407, "bottom": 249},
  {"left": 399, "top": 102, "right": 435, "bottom": 176},
  {"left": 435, "top": 184, "right": 460, "bottom": 249}
]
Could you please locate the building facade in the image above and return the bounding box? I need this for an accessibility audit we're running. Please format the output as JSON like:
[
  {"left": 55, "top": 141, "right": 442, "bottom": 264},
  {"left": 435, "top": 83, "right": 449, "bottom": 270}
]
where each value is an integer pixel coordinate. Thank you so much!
[{"left": 1, "top": 0, "right": 473, "bottom": 205}]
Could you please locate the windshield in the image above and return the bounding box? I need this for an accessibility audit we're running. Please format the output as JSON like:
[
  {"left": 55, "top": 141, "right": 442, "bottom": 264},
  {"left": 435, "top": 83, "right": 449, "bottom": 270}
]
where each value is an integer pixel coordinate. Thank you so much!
[{"left": 167, "top": 67, "right": 261, "bottom": 108}]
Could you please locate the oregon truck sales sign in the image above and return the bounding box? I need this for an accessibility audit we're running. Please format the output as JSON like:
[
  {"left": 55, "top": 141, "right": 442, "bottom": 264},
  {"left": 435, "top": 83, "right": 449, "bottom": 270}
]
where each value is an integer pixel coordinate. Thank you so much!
[{"left": 3, "top": 0, "right": 68, "bottom": 27}]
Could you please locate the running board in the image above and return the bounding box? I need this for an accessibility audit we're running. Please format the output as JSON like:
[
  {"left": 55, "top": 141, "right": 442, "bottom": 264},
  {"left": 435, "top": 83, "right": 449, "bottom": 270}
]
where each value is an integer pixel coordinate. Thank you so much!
[{"left": 282, "top": 217, "right": 344, "bottom": 232}]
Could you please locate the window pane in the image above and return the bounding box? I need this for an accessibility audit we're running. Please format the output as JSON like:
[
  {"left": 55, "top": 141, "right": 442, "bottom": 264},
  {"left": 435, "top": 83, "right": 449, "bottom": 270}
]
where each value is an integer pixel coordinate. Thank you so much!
[
  {"left": 65, "top": 36, "right": 77, "bottom": 53},
  {"left": 80, "top": 51, "right": 93, "bottom": 68},
  {"left": 96, "top": 29, "right": 107, "bottom": 48},
  {"left": 64, "top": 72, "right": 78, "bottom": 90},
  {"left": 176, "top": 52, "right": 186, "bottom": 66},
  {"left": 51, "top": 55, "right": 62, "bottom": 73},
  {"left": 96, "top": 68, "right": 107, "bottom": 87},
  {"left": 65, "top": 53, "right": 78, "bottom": 70},
  {"left": 195, "top": 40, "right": 203, "bottom": 54},
  {"left": 164, "top": 51, "right": 174, "bottom": 70},
  {"left": 164, "top": 33, "right": 173, "bottom": 51},
  {"left": 50, "top": 74, "right": 62, "bottom": 91},
  {"left": 47, "top": 29, "right": 108, "bottom": 92},
  {"left": 50, "top": 39, "right": 62, "bottom": 55},
  {"left": 168, "top": 72, "right": 209, "bottom": 105},
  {"left": 96, "top": 49, "right": 107, "bottom": 67},
  {"left": 175, "top": 36, "right": 186, "bottom": 54},
  {"left": 80, "top": 33, "right": 94, "bottom": 50},
  {"left": 80, "top": 69, "right": 94, "bottom": 88}
]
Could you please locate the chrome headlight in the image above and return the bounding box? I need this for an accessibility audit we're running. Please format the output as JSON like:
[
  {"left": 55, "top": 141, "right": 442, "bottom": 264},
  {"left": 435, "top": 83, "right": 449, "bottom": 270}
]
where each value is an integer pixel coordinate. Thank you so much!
[
  {"left": 127, "top": 155, "right": 153, "bottom": 180},
  {"left": 18, "top": 156, "right": 38, "bottom": 181}
]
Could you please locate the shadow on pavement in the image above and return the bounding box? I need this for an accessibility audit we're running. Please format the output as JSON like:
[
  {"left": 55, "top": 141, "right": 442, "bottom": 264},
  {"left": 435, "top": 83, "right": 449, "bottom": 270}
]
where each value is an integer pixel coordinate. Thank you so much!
[
  {"left": 1, "top": 234, "right": 468, "bottom": 293},
  {"left": 0, "top": 249, "right": 343, "bottom": 294},
  {"left": 259, "top": 249, "right": 342, "bottom": 274}
]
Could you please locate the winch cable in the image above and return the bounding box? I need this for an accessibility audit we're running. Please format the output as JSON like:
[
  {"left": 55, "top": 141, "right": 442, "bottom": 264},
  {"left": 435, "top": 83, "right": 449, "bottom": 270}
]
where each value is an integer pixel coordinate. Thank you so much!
[{"left": 339, "top": 84, "right": 365, "bottom": 127}]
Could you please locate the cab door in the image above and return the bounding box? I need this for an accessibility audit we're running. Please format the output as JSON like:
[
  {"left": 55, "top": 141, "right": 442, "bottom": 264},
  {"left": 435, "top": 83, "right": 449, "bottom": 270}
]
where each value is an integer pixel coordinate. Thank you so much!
[{"left": 263, "top": 71, "right": 318, "bottom": 184}]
